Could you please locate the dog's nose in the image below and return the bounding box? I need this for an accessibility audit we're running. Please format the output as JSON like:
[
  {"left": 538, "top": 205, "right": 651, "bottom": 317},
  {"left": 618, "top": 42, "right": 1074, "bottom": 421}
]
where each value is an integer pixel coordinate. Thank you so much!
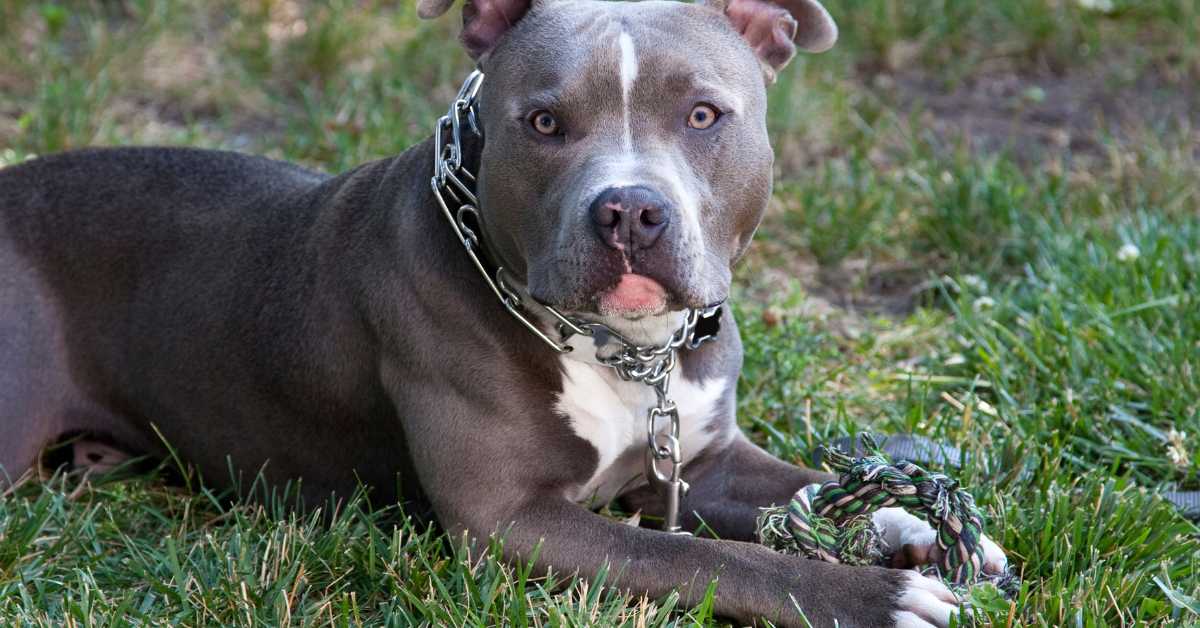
[{"left": 589, "top": 186, "right": 671, "bottom": 251}]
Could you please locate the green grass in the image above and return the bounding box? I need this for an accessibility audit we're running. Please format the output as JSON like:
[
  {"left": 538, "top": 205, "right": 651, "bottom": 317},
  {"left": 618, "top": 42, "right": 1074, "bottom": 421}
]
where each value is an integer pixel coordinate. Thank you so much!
[{"left": 2, "top": 0, "right": 1199, "bottom": 625}]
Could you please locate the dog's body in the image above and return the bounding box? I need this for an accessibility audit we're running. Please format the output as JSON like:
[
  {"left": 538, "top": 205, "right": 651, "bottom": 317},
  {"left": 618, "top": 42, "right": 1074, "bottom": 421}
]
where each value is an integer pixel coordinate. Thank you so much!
[
  {"left": 1, "top": 1, "right": 1004, "bottom": 625},
  {"left": 2, "top": 147, "right": 436, "bottom": 506}
]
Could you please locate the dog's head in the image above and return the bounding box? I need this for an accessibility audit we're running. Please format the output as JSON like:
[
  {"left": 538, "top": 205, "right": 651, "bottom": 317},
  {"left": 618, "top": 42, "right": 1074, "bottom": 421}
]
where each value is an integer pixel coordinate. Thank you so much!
[{"left": 420, "top": 0, "right": 836, "bottom": 331}]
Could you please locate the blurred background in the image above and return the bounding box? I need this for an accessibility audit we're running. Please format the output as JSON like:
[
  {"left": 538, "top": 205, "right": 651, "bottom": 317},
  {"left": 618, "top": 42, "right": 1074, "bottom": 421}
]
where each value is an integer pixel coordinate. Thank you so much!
[
  {"left": 0, "top": 1, "right": 1197, "bottom": 625},
  {"left": 2, "top": 1, "right": 1196, "bottom": 302}
]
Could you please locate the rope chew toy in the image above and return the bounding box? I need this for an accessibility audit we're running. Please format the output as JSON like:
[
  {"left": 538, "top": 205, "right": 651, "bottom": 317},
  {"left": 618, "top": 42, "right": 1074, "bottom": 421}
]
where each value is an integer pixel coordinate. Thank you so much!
[{"left": 757, "top": 433, "right": 1018, "bottom": 596}]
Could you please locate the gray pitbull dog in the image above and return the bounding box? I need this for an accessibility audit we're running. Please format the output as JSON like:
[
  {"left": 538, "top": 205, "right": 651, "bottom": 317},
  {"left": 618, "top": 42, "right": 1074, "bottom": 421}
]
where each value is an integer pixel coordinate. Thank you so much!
[{"left": 0, "top": 0, "right": 1006, "bottom": 625}]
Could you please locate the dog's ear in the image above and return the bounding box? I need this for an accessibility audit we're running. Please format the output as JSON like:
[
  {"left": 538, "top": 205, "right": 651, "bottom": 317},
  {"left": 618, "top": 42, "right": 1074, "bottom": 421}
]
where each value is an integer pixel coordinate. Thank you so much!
[
  {"left": 417, "top": 0, "right": 534, "bottom": 60},
  {"left": 703, "top": 0, "right": 837, "bottom": 80}
]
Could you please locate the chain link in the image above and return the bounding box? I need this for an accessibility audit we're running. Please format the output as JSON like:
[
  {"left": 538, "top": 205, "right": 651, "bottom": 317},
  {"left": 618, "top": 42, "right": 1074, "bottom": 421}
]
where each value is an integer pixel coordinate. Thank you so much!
[{"left": 431, "top": 70, "right": 721, "bottom": 534}]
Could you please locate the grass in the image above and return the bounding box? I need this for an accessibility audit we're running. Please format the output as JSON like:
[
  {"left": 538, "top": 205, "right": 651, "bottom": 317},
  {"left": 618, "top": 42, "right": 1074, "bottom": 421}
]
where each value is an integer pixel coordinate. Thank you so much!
[{"left": 2, "top": 0, "right": 1199, "bottom": 625}]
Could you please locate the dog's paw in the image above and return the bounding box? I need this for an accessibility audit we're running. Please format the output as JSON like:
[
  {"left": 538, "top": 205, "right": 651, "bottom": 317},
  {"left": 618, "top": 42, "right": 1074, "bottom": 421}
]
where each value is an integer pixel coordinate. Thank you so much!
[
  {"left": 874, "top": 507, "right": 936, "bottom": 551},
  {"left": 978, "top": 533, "right": 1008, "bottom": 573},
  {"left": 873, "top": 507, "right": 1008, "bottom": 574},
  {"left": 892, "top": 571, "right": 960, "bottom": 628}
]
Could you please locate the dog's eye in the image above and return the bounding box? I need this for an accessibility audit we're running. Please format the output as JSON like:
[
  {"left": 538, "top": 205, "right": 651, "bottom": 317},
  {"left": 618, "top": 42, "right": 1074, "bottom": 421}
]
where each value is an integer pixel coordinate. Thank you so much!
[
  {"left": 687, "top": 104, "right": 720, "bottom": 130},
  {"left": 530, "top": 110, "right": 561, "bottom": 136}
]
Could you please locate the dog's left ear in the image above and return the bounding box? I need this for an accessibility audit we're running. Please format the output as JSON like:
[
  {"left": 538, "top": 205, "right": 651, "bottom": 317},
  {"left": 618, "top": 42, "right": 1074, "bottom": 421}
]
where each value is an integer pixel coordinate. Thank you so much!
[
  {"left": 417, "top": 0, "right": 535, "bottom": 60},
  {"left": 703, "top": 0, "right": 838, "bottom": 81}
]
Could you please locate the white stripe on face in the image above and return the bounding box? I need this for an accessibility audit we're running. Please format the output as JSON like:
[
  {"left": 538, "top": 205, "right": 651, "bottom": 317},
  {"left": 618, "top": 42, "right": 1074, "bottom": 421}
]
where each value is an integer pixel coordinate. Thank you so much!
[{"left": 617, "top": 30, "right": 638, "bottom": 153}]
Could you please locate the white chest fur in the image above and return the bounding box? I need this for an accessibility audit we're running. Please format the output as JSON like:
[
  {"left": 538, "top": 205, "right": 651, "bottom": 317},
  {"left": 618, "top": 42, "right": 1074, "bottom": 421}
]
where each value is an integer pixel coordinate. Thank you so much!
[{"left": 555, "top": 355, "right": 729, "bottom": 506}]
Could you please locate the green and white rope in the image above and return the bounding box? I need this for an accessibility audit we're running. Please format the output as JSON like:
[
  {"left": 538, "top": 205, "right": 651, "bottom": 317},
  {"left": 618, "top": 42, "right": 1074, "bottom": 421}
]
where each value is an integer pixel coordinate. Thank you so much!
[{"left": 758, "top": 433, "right": 1017, "bottom": 595}]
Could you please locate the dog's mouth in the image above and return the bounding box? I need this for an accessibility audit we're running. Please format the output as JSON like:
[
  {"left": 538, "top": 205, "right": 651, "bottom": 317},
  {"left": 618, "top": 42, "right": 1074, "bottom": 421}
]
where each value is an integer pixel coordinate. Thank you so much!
[
  {"left": 533, "top": 276, "right": 724, "bottom": 328},
  {"left": 596, "top": 273, "right": 670, "bottom": 319},
  {"left": 525, "top": 257, "right": 725, "bottom": 322}
]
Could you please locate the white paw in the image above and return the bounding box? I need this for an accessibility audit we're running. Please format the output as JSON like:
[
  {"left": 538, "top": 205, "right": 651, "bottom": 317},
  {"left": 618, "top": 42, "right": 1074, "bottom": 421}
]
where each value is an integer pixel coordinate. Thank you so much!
[
  {"left": 873, "top": 507, "right": 936, "bottom": 549},
  {"left": 979, "top": 534, "right": 1008, "bottom": 573},
  {"left": 873, "top": 507, "right": 1009, "bottom": 574},
  {"left": 892, "top": 571, "right": 960, "bottom": 628}
]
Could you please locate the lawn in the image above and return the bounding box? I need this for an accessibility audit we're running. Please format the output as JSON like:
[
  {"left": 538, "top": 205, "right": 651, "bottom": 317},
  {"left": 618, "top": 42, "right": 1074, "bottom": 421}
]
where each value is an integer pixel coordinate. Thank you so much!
[{"left": 1, "top": 0, "right": 1198, "bottom": 625}]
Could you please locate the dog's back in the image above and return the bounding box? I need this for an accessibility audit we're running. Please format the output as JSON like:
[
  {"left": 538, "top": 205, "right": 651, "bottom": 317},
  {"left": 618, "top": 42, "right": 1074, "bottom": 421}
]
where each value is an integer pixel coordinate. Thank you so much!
[
  {"left": 0, "top": 147, "right": 328, "bottom": 480},
  {"left": 1, "top": 147, "right": 327, "bottom": 252}
]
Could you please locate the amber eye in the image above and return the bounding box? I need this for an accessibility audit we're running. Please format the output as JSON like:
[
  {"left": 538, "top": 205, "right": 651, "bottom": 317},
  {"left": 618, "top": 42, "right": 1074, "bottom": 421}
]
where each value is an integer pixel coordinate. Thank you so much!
[
  {"left": 688, "top": 103, "right": 720, "bottom": 130},
  {"left": 530, "top": 110, "right": 561, "bottom": 136}
]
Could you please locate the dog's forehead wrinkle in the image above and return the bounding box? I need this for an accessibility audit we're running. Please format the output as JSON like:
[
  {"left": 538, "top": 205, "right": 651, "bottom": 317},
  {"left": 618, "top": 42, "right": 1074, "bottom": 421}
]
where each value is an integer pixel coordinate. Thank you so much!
[{"left": 504, "top": 0, "right": 748, "bottom": 72}]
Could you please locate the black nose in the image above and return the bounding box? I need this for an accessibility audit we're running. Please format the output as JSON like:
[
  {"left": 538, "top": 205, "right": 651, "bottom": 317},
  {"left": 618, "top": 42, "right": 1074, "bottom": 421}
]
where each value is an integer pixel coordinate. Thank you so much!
[{"left": 589, "top": 186, "right": 672, "bottom": 251}]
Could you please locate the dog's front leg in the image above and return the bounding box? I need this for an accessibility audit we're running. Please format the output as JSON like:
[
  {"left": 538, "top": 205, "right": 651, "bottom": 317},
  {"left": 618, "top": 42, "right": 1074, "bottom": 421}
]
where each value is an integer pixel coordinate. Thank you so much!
[
  {"left": 626, "top": 434, "right": 1007, "bottom": 607},
  {"left": 455, "top": 495, "right": 952, "bottom": 628},
  {"left": 391, "top": 387, "right": 950, "bottom": 627},
  {"left": 622, "top": 435, "right": 829, "bottom": 541}
]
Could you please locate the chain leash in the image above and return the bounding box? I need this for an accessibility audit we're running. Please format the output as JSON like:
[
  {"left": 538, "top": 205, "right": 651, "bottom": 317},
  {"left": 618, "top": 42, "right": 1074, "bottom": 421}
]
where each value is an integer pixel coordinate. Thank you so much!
[{"left": 429, "top": 70, "right": 719, "bottom": 533}]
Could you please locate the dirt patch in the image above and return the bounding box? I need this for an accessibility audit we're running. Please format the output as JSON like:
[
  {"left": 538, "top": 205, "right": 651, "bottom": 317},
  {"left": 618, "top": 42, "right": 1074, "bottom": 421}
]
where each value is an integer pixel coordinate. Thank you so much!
[
  {"left": 736, "top": 221, "right": 933, "bottom": 338},
  {"left": 877, "top": 60, "right": 1200, "bottom": 163}
]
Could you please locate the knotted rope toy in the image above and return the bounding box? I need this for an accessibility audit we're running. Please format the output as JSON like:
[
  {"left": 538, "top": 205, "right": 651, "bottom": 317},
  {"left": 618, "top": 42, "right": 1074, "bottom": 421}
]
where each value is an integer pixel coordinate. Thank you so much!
[{"left": 757, "top": 434, "right": 1018, "bottom": 596}]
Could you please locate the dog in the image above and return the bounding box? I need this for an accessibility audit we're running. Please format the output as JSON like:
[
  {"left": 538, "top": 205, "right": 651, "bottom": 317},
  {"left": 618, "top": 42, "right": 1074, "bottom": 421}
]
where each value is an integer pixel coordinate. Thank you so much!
[{"left": 0, "top": 0, "right": 1007, "bottom": 625}]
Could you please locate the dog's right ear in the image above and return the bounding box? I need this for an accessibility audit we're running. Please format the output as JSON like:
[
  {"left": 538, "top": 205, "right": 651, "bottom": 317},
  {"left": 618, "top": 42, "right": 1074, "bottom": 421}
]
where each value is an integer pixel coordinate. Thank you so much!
[
  {"left": 417, "top": 0, "right": 534, "bottom": 60},
  {"left": 701, "top": 0, "right": 837, "bottom": 81}
]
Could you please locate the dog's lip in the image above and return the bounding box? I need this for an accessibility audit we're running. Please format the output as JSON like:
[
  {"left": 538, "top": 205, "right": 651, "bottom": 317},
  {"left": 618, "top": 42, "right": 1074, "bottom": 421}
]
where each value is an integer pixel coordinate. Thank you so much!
[
  {"left": 596, "top": 274, "right": 669, "bottom": 318},
  {"left": 526, "top": 274, "right": 725, "bottom": 319}
]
